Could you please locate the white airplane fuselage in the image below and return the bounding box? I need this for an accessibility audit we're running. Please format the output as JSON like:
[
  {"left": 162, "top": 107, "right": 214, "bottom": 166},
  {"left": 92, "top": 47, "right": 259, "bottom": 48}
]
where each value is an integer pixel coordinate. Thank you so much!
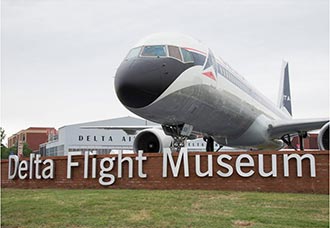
[{"left": 115, "top": 33, "right": 291, "bottom": 150}]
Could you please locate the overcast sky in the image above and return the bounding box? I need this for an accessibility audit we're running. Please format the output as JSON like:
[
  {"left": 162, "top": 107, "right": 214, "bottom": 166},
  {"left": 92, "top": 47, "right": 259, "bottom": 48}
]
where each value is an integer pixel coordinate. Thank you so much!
[{"left": 1, "top": 0, "right": 329, "bottom": 142}]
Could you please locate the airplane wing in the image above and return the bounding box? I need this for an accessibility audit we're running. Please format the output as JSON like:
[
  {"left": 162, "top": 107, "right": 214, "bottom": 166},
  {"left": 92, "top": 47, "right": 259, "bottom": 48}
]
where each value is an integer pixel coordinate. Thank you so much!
[
  {"left": 81, "top": 126, "right": 161, "bottom": 135},
  {"left": 268, "top": 118, "right": 329, "bottom": 138}
]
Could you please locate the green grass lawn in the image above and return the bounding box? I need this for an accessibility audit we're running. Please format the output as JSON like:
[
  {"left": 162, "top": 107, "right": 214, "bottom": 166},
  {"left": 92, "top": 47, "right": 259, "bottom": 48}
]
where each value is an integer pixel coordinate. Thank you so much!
[{"left": 1, "top": 189, "right": 329, "bottom": 228}]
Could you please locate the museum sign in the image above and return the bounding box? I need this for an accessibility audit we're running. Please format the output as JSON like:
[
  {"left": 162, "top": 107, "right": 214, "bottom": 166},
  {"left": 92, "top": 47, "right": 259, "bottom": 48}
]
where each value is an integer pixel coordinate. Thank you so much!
[{"left": 7, "top": 149, "right": 317, "bottom": 186}]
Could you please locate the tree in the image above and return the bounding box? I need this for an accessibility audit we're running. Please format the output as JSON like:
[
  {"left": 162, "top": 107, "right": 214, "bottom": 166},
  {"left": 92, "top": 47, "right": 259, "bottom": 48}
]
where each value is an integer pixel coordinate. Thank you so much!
[
  {"left": 0, "top": 142, "right": 33, "bottom": 159},
  {"left": 0, "top": 127, "right": 6, "bottom": 147},
  {"left": 23, "top": 143, "right": 33, "bottom": 157},
  {"left": 0, "top": 127, "right": 9, "bottom": 159},
  {"left": 0, "top": 127, "right": 33, "bottom": 159},
  {"left": 1, "top": 145, "right": 9, "bottom": 159},
  {"left": 1, "top": 145, "right": 14, "bottom": 160}
]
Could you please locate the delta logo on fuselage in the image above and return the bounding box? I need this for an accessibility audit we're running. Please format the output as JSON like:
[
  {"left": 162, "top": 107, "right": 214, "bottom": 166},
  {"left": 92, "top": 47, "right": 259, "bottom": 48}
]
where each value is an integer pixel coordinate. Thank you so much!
[{"left": 202, "top": 50, "right": 218, "bottom": 81}]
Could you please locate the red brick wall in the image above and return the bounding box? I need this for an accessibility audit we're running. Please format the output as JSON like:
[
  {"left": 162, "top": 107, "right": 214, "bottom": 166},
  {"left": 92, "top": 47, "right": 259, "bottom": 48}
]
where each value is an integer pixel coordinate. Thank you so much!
[
  {"left": 26, "top": 133, "right": 48, "bottom": 152},
  {"left": 7, "top": 128, "right": 56, "bottom": 151},
  {"left": 1, "top": 151, "right": 329, "bottom": 194},
  {"left": 8, "top": 135, "right": 18, "bottom": 148},
  {"left": 291, "top": 134, "right": 319, "bottom": 149}
]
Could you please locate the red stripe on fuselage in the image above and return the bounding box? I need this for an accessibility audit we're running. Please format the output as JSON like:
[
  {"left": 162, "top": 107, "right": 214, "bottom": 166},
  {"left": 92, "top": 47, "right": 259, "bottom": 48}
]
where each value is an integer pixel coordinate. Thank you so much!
[{"left": 182, "top": 47, "right": 207, "bottom": 56}]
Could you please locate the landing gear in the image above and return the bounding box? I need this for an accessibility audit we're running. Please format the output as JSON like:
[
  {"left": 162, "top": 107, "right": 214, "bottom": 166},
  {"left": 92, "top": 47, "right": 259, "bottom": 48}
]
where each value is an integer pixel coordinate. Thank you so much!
[
  {"left": 281, "top": 134, "right": 297, "bottom": 150},
  {"left": 162, "top": 123, "right": 193, "bottom": 152},
  {"left": 281, "top": 132, "right": 308, "bottom": 151},
  {"left": 203, "top": 136, "right": 214, "bottom": 152},
  {"left": 216, "top": 145, "right": 223, "bottom": 152},
  {"left": 203, "top": 136, "right": 223, "bottom": 152},
  {"left": 298, "top": 131, "right": 308, "bottom": 151}
]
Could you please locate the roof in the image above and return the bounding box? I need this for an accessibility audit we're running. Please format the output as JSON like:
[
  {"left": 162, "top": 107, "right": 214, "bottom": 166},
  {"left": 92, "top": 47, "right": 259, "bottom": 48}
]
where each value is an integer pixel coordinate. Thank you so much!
[
  {"left": 60, "top": 116, "right": 158, "bottom": 129},
  {"left": 26, "top": 127, "right": 56, "bottom": 131}
]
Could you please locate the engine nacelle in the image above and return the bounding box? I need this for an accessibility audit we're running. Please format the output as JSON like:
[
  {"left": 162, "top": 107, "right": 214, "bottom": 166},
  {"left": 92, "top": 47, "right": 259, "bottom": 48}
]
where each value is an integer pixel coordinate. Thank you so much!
[
  {"left": 133, "top": 129, "right": 173, "bottom": 153},
  {"left": 318, "top": 122, "right": 329, "bottom": 150}
]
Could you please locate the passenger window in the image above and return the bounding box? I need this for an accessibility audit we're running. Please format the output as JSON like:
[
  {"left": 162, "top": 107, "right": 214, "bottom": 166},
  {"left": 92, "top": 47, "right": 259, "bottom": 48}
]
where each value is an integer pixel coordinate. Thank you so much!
[
  {"left": 216, "top": 64, "right": 221, "bottom": 75},
  {"left": 181, "top": 48, "right": 194, "bottom": 63},
  {"left": 126, "top": 47, "right": 142, "bottom": 59},
  {"left": 141, "top": 45, "right": 167, "bottom": 57},
  {"left": 168, "top": 46, "right": 182, "bottom": 61},
  {"left": 219, "top": 65, "right": 224, "bottom": 76}
]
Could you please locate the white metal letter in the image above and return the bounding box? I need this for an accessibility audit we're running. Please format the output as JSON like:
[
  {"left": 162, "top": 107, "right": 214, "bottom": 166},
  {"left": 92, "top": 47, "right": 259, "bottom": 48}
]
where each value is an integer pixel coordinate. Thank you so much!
[
  {"left": 92, "top": 157, "right": 97, "bottom": 178},
  {"left": 136, "top": 150, "right": 147, "bottom": 178},
  {"left": 162, "top": 148, "right": 189, "bottom": 177},
  {"left": 258, "top": 154, "right": 277, "bottom": 177},
  {"left": 236, "top": 154, "right": 255, "bottom": 177},
  {"left": 67, "top": 151, "right": 81, "bottom": 179},
  {"left": 283, "top": 154, "right": 316, "bottom": 177},
  {"left": 34, "top": 154, "right": 42, "bottom": 179},
  {"left": 195, "top": 154, "right": 213, "bottom": 177},
  {"left": 84, "top": 151, "right": 89, "bottom": 178},
  {"left": 216, "top": 154, "right": 233, "bottom": 177},
  {"left": 99, "top": 157, "right": 115, "bottom": 186},
  {"left": 18, "top": 160, "right": 28, "bottom": 179},
  {"left": 42, "top": 159, "right": 54, "bottom": 179},
  {"left": 8, "top": 155, "right": 19, "bottom": 179},
  {"left": 29, "top": 153, "right": 35, "bottom": 179},
  {"left": 118, "top": 151, "right": 133, "bottom": 178}
]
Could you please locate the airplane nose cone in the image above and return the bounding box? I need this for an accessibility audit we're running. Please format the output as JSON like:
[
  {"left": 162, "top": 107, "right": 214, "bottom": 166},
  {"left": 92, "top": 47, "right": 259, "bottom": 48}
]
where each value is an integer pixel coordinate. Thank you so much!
[{"left": 115, "top": 58, "right": 164, "bottom": 108}]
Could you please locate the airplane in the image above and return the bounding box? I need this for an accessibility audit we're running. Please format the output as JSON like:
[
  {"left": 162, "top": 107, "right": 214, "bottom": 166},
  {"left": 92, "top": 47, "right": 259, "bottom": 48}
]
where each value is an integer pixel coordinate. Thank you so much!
[{"left": 112, "top": 33, "right": 329, "bottom": 153}]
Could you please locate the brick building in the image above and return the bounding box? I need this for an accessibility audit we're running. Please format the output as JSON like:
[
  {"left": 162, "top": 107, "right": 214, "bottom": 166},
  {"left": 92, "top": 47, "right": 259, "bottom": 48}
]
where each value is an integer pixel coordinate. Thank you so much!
[
  {"left": 290, "top": 133, "right": 319, "bottom": 150},
  {"left": 7, "top": 127, "right": 57, "bottom": 153},
  {"left": 6, "top": 124, "right": 321, "bottom": 155}
]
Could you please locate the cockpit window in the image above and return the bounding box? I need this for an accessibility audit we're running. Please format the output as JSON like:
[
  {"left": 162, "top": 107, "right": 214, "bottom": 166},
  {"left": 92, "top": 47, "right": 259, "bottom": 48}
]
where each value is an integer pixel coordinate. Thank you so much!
[
  {"left": 180, "top": 48, "right": 194, "bottom": 63},
  {"left": 141, "top": 45, "right": 167, "bottom": 57},
  {"left": 191, "top": 52, "right": 206, "bottom": 66},
  {"left": 126, "top": 47, "right": 142, "bottom": 59},
  {"left": 168, "top": 45, "right": 182, "bottom": 61}
]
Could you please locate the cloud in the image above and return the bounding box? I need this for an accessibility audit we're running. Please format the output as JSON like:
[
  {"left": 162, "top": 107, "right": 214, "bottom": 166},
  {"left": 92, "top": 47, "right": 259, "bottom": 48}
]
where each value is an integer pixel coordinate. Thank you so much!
[{"left": 1, "top": 0, "right": 328, "bottom": 140}]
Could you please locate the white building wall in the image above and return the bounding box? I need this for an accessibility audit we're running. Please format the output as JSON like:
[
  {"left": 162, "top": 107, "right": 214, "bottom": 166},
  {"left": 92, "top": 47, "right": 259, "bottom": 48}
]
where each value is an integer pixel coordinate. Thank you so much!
[
  {"left": 45, "top": 117, "right": 157, "bottom": 156},
  {"left": 44, "top": 116, "right": 236, "bottom": 156}
]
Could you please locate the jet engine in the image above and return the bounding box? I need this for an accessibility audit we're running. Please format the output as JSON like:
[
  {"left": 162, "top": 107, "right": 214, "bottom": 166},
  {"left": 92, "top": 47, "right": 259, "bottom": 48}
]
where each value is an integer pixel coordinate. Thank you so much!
[
  {"left": 133, "top": 129, "right": 173, "bottom": 153},
  {"left": 317, "top": 122, "right": 329, "bottom": 150}
]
